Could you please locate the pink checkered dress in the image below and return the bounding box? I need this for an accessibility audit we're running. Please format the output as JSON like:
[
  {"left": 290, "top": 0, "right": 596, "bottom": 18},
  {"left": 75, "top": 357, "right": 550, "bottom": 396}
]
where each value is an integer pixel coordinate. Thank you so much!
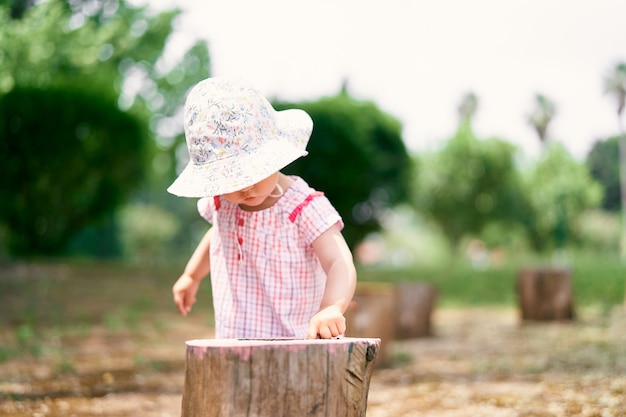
[{"left": 197, "top": 176, "right": 343, "bottom": 339}]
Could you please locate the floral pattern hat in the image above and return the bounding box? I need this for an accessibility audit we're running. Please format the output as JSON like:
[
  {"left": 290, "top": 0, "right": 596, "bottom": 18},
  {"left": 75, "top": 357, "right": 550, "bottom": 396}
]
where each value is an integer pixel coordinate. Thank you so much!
[{"left": 167, "top": 76, "right": 312, "bottom": 197}]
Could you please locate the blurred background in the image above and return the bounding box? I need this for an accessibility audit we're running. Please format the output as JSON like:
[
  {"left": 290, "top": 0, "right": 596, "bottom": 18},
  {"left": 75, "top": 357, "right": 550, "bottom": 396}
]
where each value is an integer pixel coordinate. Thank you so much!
[
  {"left": 1, "top": 0, "right": 625, "bottom": 278},
  {"left": 1, "top": 1, "right": 625, "bottom": 415}
]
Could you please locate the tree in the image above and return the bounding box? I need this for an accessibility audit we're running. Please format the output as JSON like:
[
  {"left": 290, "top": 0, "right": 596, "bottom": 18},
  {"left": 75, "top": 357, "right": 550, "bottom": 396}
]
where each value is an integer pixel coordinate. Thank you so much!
[
  {"left": 275, "top": 90, "right": 413, "bottom": 249},
  {"left": 527, "top": 94, "right": 557, "bottom": 148},
  {"left": 603, "top": 61, "right": 626, "bottom": 261},
  {"left": 457, "top": 92, "right": 478, "bottom": 124},
  {"left": 523, "top": 143, "right": 603, "bottom": 252},
  {"left": 0, "top": 0, "right": 210, "bottom": 183},
  {"left": 414, "top": 123, "right": 529, "bottom": 250},
  {"left": 586, "top": 136, "right": 621, "bottom": 212},
  {"left": 0, "top": 0, "right": 210, "bottom": 256},
  {"left": 0, "top": 0, "right": 34, "bottom": 19}
]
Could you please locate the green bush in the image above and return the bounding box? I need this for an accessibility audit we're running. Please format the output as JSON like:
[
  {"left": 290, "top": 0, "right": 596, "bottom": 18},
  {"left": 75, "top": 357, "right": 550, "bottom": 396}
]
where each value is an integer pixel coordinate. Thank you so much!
[
  {"left": 0, "top": 86, "right": 149, "bottom": 256},
  {"left": 118, "top": 204, "right": 180, "bottom": 262},
  {"left": 576, "top": 210, "right": 620, "bottom": 252}
]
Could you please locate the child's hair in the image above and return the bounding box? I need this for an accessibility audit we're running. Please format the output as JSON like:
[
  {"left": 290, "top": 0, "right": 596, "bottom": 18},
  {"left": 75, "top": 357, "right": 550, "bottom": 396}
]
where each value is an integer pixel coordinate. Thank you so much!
[{"left": 167, "top": 76, "right": 313, "bottom": 198}]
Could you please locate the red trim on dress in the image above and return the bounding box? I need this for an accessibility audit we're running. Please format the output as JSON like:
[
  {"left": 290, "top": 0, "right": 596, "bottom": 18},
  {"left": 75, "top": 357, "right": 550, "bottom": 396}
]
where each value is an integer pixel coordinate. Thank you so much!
[{"left": 288, "top": 192, "right": 324, "bottom": 223}]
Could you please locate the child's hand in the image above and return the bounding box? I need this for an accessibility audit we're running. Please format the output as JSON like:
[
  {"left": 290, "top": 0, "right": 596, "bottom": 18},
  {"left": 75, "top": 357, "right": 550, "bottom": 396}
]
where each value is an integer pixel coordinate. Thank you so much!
[
  {"left": 306, "top": 305, "right": 346, "bottom": 339},
  {"left": 172, "top": 274, "right": 201, "bottom": 316}
]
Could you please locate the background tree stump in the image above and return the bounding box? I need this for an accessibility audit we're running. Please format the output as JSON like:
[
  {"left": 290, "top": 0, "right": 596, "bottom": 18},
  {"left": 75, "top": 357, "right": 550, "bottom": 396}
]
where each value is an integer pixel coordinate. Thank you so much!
[
  {"left": 394, "top": 282, "right": 437, "bottom": 339},
  {"left": 182, "top": 337, "right": 381, "bottom": 417},
  {"left": 517, "top": 267, "right": 575, "bottom": 321},
  {"left": 344, "top": 282, "right": 396, "bottom": 367}
]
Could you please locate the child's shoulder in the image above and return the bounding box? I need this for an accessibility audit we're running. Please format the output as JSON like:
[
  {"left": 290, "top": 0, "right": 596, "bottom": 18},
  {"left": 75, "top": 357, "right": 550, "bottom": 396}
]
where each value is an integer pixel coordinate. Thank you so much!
[
  {"left": 282, "top": 176, "right": 338, "bottom": 223},
  {"left": 283, "top": 176, "right": 324, "bottom": 206},
  {"left": 197, "top": 196, "right": 217, "bottom": 221},
  {"left": 286, "top": 175, "right": 315, "bottom": 196}
]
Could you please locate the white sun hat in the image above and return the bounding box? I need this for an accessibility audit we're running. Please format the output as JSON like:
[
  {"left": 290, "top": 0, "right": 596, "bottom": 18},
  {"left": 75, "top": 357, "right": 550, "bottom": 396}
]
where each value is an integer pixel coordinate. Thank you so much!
[{"left": 167, "top": 76, "right": 312, "bottom": 198}]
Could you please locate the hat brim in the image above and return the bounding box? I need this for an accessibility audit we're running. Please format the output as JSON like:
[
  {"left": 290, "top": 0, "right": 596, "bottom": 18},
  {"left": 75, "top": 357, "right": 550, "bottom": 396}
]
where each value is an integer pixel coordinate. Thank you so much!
[{"left": 167, "top": 108, "right": 311, "bottom": 198}]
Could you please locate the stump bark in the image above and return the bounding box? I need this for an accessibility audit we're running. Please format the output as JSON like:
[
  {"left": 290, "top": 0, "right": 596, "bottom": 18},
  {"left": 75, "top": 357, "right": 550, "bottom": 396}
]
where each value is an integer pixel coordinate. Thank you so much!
[
  {"left": 394, "top": 282, "right": 437, "bottom": 339},
  {"left": 181, "top": 337, "right": 381, "bottom": 417},
  {"left": 517, "top": 267, "right": 575, "bottom": 321}
]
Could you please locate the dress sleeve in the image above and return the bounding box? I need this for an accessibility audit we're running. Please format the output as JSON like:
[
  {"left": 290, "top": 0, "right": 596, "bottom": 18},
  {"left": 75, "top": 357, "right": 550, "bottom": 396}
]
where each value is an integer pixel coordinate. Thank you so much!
[
  {"left": 197, "top": 197, "right": 215, "bottom": 224},
  {"left": 295, "top": 194, "right": 343, "bottom": 245}
]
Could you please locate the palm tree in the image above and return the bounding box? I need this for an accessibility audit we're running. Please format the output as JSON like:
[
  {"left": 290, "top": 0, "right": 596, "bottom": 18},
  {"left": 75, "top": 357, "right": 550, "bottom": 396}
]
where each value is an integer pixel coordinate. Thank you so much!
[
  {"left": 457, "top": 92, "right": 478, "bottom": 126},
  {"left": 527, "top": 94, "right": 557, "bottom": 148},
  {"left": 526, "top": 94, "right": 567, "bottom": 255},
  {"left": 603, "top": 62, "right": 626, "bottom": 263}
]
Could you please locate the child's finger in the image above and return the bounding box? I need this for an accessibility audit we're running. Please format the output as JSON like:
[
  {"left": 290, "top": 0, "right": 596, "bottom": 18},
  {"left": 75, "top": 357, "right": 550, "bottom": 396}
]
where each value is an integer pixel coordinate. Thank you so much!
[
  {"left": 306, "top": 324, "right": 319, "bottom": 339},
  {"left": 175, "top": 300, "right": 187, "bottom": 316},
  {"left": 174, "top": 293, "right": 190, "bottom": 316},
  {"left": 318, "top": 326, "right": 333, "bottom": 339},
  {"left": 327, "top": 322, "right": 341, "bottom": 338},
  {"left": 337, "top": 319, "right": 346, "bottom": 335}
]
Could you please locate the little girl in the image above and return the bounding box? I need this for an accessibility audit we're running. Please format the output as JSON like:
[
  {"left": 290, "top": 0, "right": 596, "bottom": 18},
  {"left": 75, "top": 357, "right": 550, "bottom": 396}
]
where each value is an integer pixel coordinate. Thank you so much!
[{"left": 168, "top": 76, "right": 356, "bottom": 339}]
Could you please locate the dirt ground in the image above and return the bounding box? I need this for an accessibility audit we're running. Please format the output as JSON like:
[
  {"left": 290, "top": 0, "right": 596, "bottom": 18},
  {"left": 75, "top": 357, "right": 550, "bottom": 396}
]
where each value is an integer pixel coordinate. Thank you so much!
[{"left": 1, "top": 307, "right": 625, "bottom": 417}]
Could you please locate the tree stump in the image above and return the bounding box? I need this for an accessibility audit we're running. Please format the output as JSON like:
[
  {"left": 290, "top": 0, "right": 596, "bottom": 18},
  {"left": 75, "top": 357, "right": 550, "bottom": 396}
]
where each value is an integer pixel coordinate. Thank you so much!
[
  {"left": 181, "top": 337, "right": 381, "bottom": 417},
  {"left": 344, "top": 282, "right": 396, "bottom": 367},
  {"left": 517, "top": 267, "right": 575, "bottom": 321},
  {"left": 394, "top": 282, "right": 437, "bottom": 339}
]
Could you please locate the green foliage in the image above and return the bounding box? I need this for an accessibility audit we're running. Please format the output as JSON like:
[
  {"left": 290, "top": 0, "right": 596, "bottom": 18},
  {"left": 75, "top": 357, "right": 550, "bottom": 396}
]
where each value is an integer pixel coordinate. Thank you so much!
[
  {"left": 0, "top": 0, "right": 209, "bottom": 142},
  {"left": 601, "top": 60, "right": 626, "bottom": 260},
  {"left": 414, "top": 126, "right": 606, "bottom": 254},
  {"left": 0, "top": 0, "right": 36, "bottom": 19},
  {"left": 275, "top": 91, "right": 413, "bottom": 249},
  {"left": 586, "top": 136, "right": 621, "bottom": 211},
  {"left": 0, "top": 86, "right": 149, "bottom": 255},
  {"left": 0, "top": 0, "right": 157, "bottom": 91},
  {"left": 414, "top": 123, "right": 530, "bottom": 249},
  {"left": 523, "top": 143, "right": 603, "bottom": 251},
  {"left": 577, "top": 210, "right": 620, "bottom": 252},
  {"left": 0, "top": 0, "right": 210, "bottom": 257},
  {"left": 118, "top": 203, "right": 179, "bottom": 262}
]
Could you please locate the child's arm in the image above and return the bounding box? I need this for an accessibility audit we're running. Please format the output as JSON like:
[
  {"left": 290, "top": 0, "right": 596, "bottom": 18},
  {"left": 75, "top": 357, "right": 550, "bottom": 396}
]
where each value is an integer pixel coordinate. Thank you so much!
[
  {"left": 308, "top": 224, "right": 357, "bottom": 339},
  {"left": 172, "top": 228, "right": 212, "bottom": 316}
]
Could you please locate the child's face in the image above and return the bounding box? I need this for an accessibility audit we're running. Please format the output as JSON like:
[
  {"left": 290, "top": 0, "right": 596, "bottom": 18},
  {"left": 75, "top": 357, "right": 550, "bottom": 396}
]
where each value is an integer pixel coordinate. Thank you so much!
[{"left": 222, "top": 172, "right": 280, "bottom": 209}]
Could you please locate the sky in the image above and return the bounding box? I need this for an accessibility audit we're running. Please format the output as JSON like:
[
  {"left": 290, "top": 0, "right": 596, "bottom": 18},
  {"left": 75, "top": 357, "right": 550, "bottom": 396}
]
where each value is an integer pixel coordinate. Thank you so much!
[{"left": 144, "top": 0, "right": 626, "bottom": 160}]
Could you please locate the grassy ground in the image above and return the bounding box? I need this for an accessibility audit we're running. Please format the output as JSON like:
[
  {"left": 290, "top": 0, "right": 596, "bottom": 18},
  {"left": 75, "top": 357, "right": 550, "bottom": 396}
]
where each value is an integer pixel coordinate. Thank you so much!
[
  {"left": 0, "top": 260, "right": 210, "bottom": 370},
  {"left": 1, "top": 253, "right": 624, "bottom": 361},
  {"left": 0, "top": 256, "right": 624, "bottom": 416},
  {"left": 358, "top": 251, "right": 625, "bottom": 309}
]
